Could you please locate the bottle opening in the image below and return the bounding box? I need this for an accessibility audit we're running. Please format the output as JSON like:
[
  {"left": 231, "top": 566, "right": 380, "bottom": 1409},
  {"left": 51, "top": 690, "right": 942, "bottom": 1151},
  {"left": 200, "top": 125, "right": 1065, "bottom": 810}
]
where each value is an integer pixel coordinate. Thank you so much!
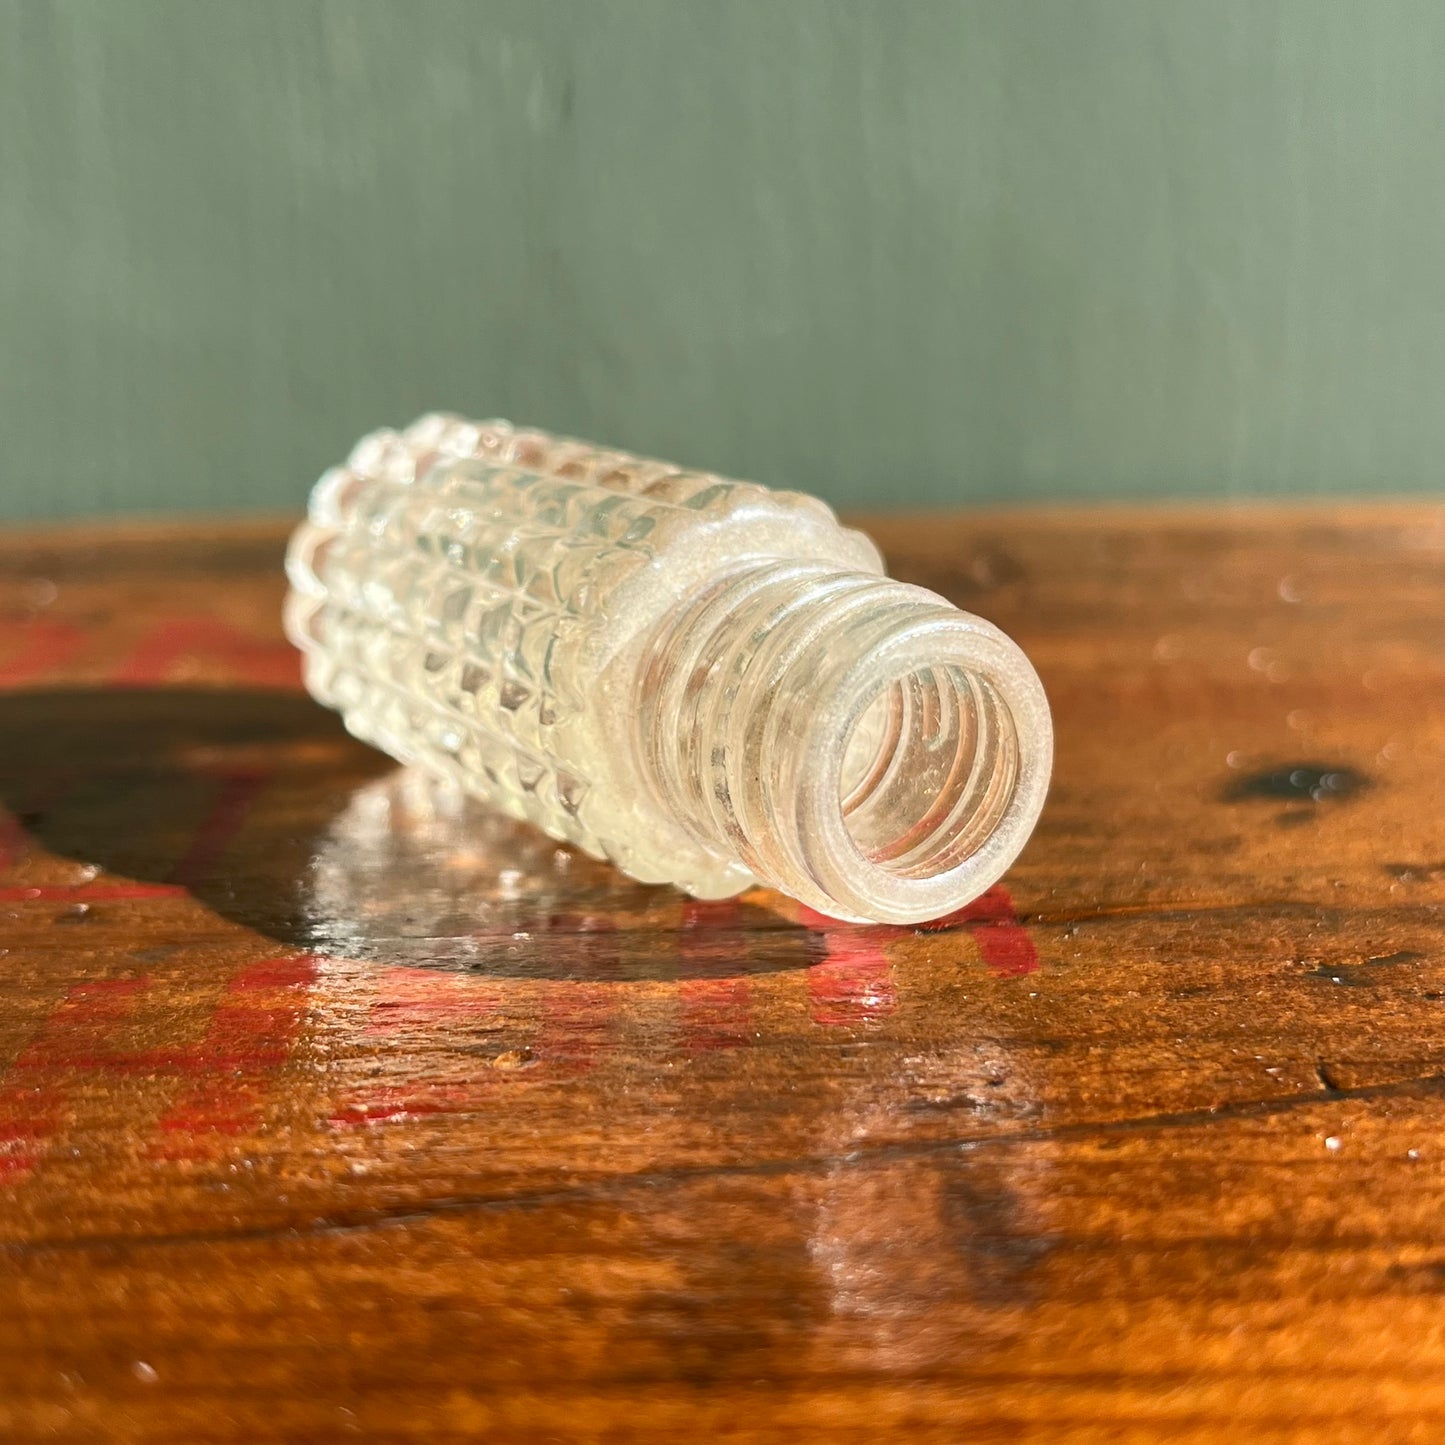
[
  {"left": 839, "top": 664, "right": 1020, "bottom": 881},
  {"left": 637, "top": 560, "right": 1051, "bottom": 923}
]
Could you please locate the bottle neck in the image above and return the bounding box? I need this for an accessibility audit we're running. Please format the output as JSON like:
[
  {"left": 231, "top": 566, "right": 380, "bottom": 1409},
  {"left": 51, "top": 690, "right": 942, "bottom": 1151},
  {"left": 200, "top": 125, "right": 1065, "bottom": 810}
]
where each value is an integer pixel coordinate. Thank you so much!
[{"left": 636, "top": 561, "right": 1052, "bottom": 923}]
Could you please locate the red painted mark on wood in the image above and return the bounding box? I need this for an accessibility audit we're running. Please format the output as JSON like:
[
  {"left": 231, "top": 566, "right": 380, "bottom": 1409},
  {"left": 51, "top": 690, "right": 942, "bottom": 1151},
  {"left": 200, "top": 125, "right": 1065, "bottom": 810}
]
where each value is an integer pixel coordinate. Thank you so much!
[
  {"left": 129, "top": 955, "right": 317, "bottom": 1076},
  {"left": 0, "top": 977, "right": 148, "bottom": 1181},
  {"left": 363, "top": 967, "right": 501, "bottom": 1037},
  {"left": 678, "top": 978, "right": 752, "bottom": 1051},
  {"left": 919, "top": 885, "right": 1039, "bottom": 978},
  {"left": 111, "top": 617, "right": 301, "bottom": 690},
  {"left": 541, "top": 981, "right": 619, "bottom": 1075},
  {"left": 677, "top": 899, "right": 753, "bottom": 1051},
  {"left": 797, "top": 908, "right": 901, "bottom": 1027},
  {"left": 144, "top": 955, "right": 318, "bottom": 1160},
  {"left": 330, "top": 967, "right": 502, "bottom": 1128},
  {"left": 167, "top": 769, "right": 270, "bottom": 891},
  {"left": 798, "top": 886, "right": 1037, "bottom": 1024},
  {"left": 329, "top": 1088, "right": 474, "bottom": 1129},
  {"left": 0, "top": 620, "right": 86, "bottom": 688},
  {"left": 0, "top": 957, "right": 318, "bottom": 1177}
]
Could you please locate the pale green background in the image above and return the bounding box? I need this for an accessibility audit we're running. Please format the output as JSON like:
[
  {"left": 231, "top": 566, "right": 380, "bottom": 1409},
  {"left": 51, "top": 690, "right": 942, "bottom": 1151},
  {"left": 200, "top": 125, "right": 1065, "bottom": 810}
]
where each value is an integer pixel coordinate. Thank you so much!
[{"left": 3, "top": 0, "right": 1445, "bottom": 519}]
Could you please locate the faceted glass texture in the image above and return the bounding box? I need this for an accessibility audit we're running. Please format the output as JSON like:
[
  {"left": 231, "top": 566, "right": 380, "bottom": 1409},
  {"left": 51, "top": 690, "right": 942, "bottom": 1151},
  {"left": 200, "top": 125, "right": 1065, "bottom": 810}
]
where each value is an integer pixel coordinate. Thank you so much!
[{"left": 285, "top": 416, "right": 1051, "bottom": 923}]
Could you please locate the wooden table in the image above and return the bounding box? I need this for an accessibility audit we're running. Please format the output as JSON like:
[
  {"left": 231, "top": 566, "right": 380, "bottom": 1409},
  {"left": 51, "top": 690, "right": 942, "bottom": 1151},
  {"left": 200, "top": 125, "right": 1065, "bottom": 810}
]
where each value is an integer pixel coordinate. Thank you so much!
[{"left": 1, "top": 506, "right": 1442, "bottom": 1443}]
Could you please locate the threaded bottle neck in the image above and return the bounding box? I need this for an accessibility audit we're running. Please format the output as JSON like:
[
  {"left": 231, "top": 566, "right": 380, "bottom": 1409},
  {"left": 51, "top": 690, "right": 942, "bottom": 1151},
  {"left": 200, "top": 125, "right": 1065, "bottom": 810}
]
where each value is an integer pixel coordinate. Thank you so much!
[{"left": 636, "top": 561, "right": 1052, "bottom": 923}]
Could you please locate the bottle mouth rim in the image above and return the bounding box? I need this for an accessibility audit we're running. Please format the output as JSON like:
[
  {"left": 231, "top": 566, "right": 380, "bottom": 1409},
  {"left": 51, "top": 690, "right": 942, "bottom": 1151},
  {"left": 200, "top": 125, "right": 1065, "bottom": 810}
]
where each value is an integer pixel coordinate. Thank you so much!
[{"left": 783, "top": 609, "right": 1052, "bottom": 924}]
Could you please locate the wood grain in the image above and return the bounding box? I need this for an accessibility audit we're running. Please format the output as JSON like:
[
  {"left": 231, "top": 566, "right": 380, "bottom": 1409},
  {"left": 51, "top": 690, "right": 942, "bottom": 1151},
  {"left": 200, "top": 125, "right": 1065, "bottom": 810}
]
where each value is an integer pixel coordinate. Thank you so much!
[{"left": 1, "top": 505, "right": 1443, "bottom": 1443}]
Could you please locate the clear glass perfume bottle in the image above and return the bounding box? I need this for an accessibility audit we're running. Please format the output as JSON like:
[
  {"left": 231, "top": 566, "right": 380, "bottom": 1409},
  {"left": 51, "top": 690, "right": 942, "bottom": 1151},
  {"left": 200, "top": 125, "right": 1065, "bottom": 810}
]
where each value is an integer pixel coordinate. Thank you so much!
[{"left": 285, "top": 415, "right": 1051, "bottom": 923}]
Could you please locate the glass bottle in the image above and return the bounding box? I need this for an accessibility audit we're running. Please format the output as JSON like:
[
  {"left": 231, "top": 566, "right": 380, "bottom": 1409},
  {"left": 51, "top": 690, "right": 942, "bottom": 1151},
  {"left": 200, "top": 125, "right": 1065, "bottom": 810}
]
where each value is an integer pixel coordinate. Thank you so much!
[{"left": 284, "top": 415, "right": 1051, "bottom": 923}]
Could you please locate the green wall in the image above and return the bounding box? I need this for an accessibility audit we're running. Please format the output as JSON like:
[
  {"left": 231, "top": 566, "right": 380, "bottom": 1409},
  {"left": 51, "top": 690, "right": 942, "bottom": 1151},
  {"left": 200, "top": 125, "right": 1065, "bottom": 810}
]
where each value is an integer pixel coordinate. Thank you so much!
[{"left": 4, "top": 0, "right": 1445, "bottom": 519}]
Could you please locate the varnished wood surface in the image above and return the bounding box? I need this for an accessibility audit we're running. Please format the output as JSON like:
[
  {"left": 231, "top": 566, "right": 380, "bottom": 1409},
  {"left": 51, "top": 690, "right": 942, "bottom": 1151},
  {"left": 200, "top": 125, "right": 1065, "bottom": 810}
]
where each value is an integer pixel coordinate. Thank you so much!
[{"left": 1, "top": 504, "right": 1443, "bottom": 1443}]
